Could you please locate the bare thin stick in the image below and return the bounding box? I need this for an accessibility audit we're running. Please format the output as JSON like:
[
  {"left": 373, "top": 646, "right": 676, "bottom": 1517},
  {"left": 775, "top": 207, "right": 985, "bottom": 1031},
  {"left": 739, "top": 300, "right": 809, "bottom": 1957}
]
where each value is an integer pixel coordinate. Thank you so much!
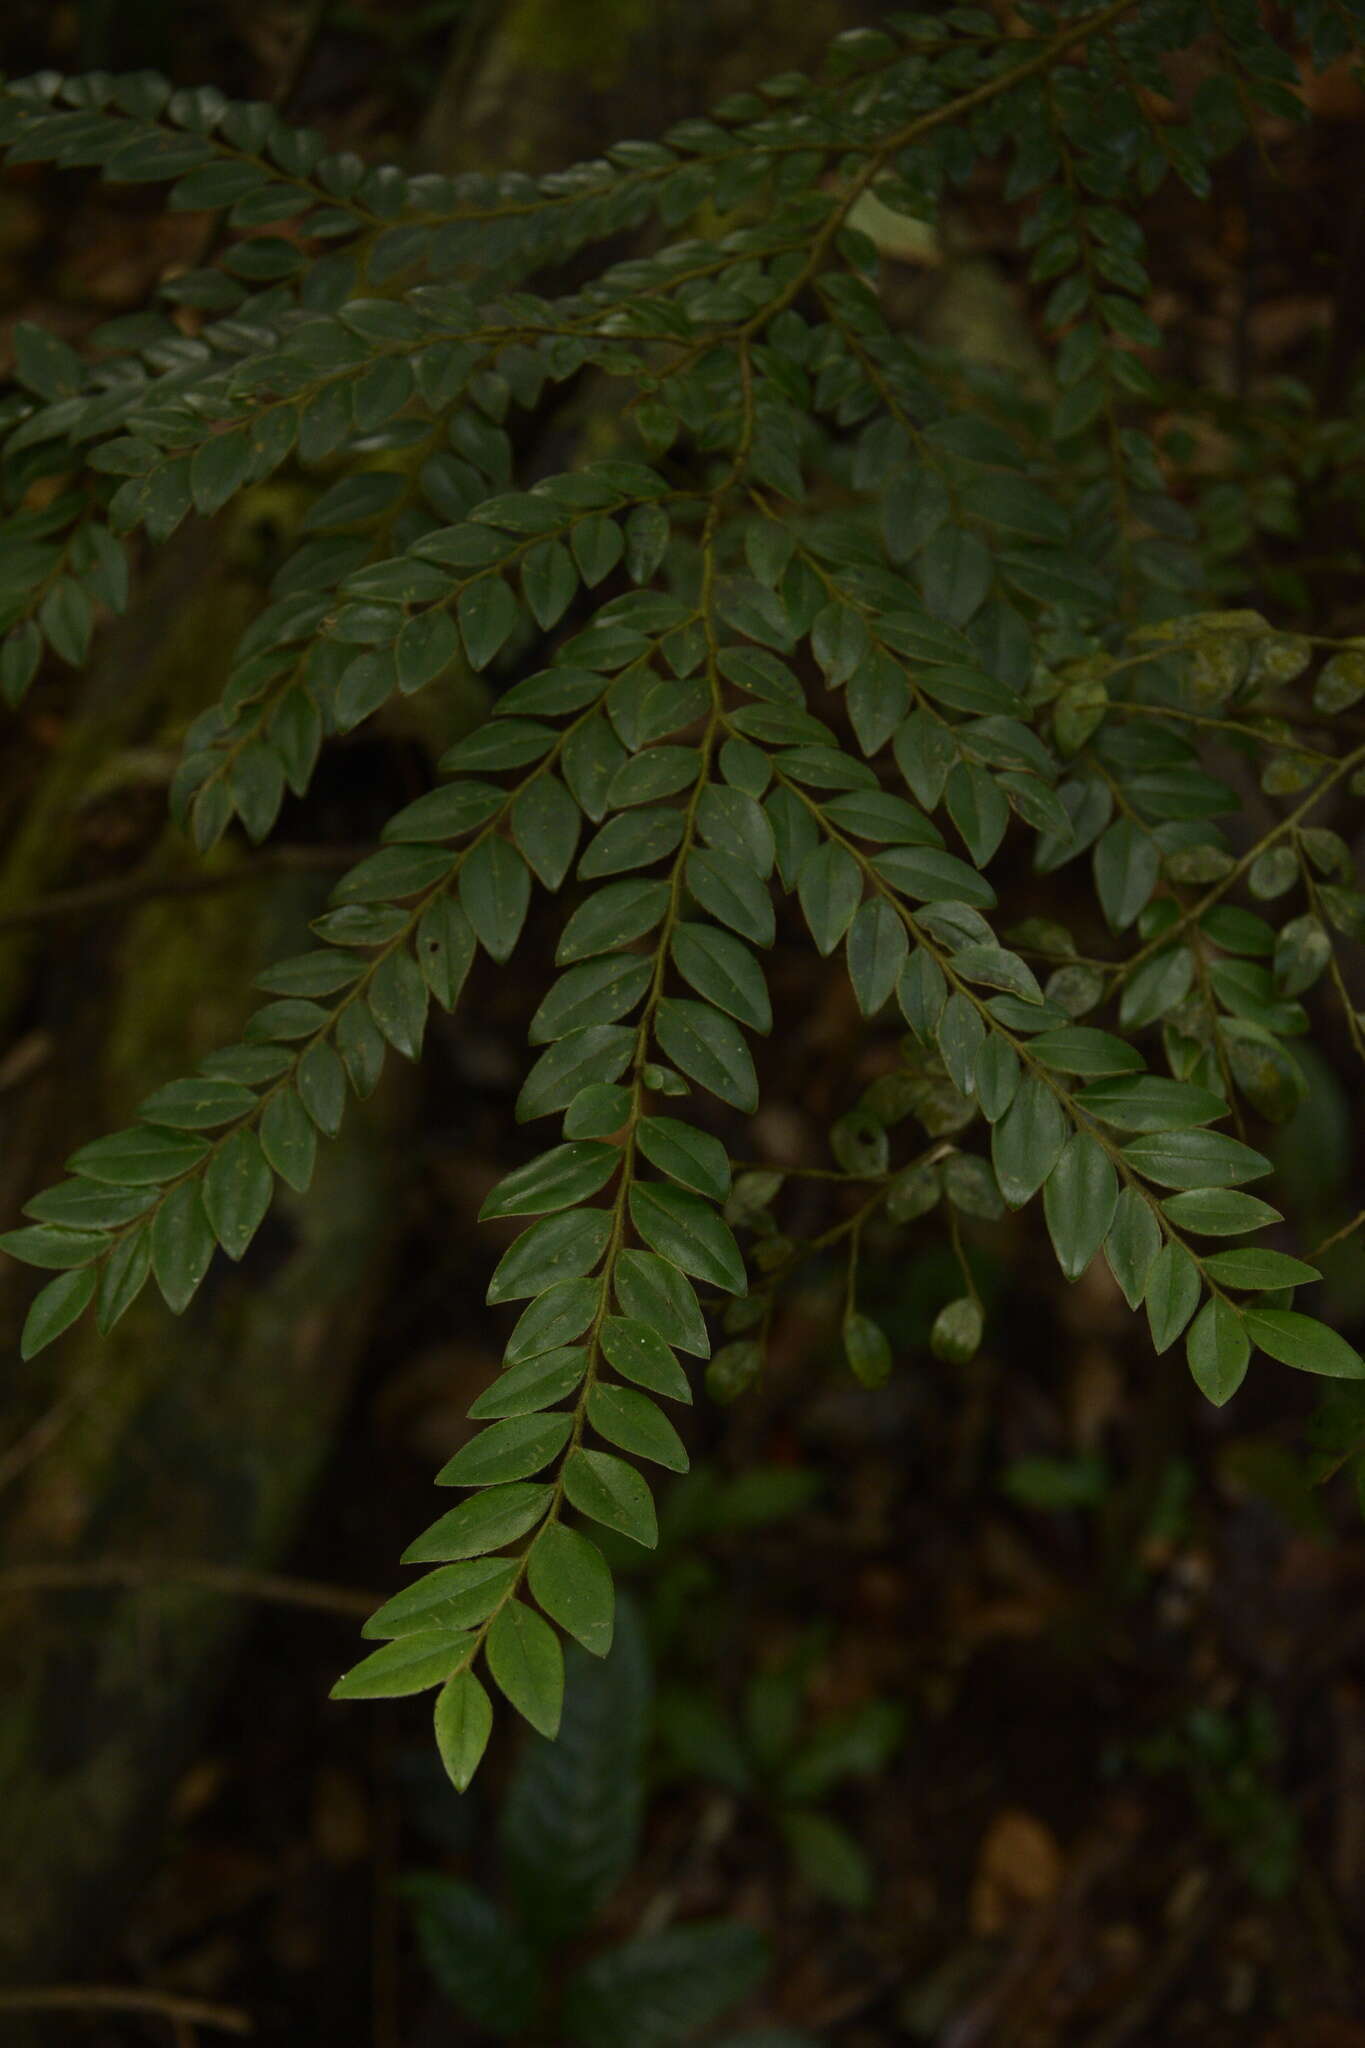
[
  {"left": 0, "top": 1558, "right": 377, "bottom": 1618},
  {"left": 0, "top": 1987, "right": 252, "bottom": 2035}
]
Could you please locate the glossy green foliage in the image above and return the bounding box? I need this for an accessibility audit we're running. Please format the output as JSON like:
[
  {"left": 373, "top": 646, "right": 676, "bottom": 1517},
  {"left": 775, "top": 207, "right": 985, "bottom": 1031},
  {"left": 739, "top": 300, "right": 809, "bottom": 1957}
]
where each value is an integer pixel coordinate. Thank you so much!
[{"left": 4, "top": 1, "right": 1365, "bottom": 1789}]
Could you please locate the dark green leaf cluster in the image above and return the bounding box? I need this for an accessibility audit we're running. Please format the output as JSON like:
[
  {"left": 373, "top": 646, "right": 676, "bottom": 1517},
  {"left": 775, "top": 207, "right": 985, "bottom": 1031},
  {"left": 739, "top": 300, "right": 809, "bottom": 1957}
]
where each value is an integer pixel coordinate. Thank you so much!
[
  {"left": 4, "top": 0, "right": 1365, "bottom": 1787},
  {"left": 408, "top": 1603, "right": 803, "bottom": 2043}
]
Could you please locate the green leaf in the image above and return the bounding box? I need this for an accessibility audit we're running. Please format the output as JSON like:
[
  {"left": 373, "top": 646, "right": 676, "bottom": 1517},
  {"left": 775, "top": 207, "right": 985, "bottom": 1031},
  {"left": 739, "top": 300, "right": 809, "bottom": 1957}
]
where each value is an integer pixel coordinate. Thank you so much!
[
  {"left": 1, "top": 1224, "right": 106, "bottom": 1271},
  {"left": 563, "top": 1923, "right": 767, "bottom": 2047},
  {"left": 522, "top": 539, "right": 579, "bottom": 628},
  {"left": 669, "top": 924, "right": 771, "bottom": 1032},
  {"left": 408, "top": 1871, "right": 542, "bottom": 2029},
  {"left": 364, "top": 1558, "right": 518, "bottom": 1639},
  {"left": 331, "top": 1630, "right": 470, "bottom": 1700},
  {"left": 654, "top": 997, "right": 758, "bottom": 1113},
  {"left": 1243, "top": 1308, "right": 1365, "bottom": 1379},
  {"left": 512, "top": 775, "right": 581, "bottom": 890},
  {"left": 573, "top": 514, "right": 624, "bottom": 586},
  {"left": 601, "top": 1316, "right": 693, "bottom": 1402},
  {"left": 437, "top": 1411, "right": 573, "bottom": 1487},
  {"left": 1187, "top": 1297, "right": 1250, "bottom": 1406},
  {"left": 505, "top": 1278, "right": 600, "bottom": 1362},
  {"left": 898, "top": 948, "right": 947, "bottom": 1040},
  {"left": 846, "top": 899, "right": 908, "bottom": 1016},
  {"left": 1029, "top": 1027, "right": 1144, "bottom": 1077},
  {"left": 499, "top": 1599, "right": 650, "bottom": 1937},
  {"left": 556, "top": 879, "right": 669, "bottom": 964},
  {"left": 487, "top": 1599, "right": 564, "bottom": 1736},
  {"left": 403, "top": 1483, "right": 554, "bottom": 1562},
  {"left": 434, "top": 1670, "right": 495, "bottom": 1791},
  {"left": 974, "top": 1036, "right": 1020, "bottom": 1121},
  {"left": 588, "top": 1382, "right": 689, "bottom": 1471},
  {"left": 137, "top": 1077, "right": 257, "bottom": 1129},
  {"left": 150, "top": 1183, "right": 215, "bottom": 1313},
  {"left": 797, "top": 842, "right": 862, "bottom": 955},
  {"left": 517, "top": 1025, "right": 635, "bottom": 1120},
  {"left": 580, "top": 806, "right": 684, "bottom": 878},
  {"left": 259, "top": 1089, "right": 316, "bottom": 1192},
  {"left": 1074, "top": 1076, "right": 1227, "bottom": 1132},
  {"left": 1094, "top": 820, "right": 1159, "bottom": 932},
  {"left": 397, "top": 608, "right": 459, "bottom": 694},
  {"left": 565, "top": 1084, "right": 633, "bottom": 1138},
  {"left": 20, "top": 1267, "right": 96, "bottom": 1360},
  {"left": 24, "top": 1181, "right": 155, "bottom": 1231},
  {"left": 528, "top": 1523, "right": 614, "bottom": 1656},
  {"left": 1043, "top": 1134, "right": 1118, "bottom": 1281},
  {"left": 481, "top": 1143, "right": 620, "bottom": 1219},
  {"left": 1203, "top": 1248, "right": 1321, "bottom": 1290},
  {"left": 369, "top": 949, "right": 429, "bottom": 1059},
  {"left": 297, "top": 1043, "right": 346, "bottom": 1136},
  {"left": 457, "top": 577, "right": 519, "bottom": 669},
  {"left": 1145, "top": 1242, "right": 1201, "bottom": 1353},
  {"left": 1121, "top": 1130, "right": 1271, "bottom": 1189},
  {"left": 629, "top": 1183, "right": 746, "bottom": 1294},
  {"left": 530, "top": 955, "right": 652, "bottom": 1043},
  {"left": 468, "top": 1347, "right": 588, "bottom": 1419},
  {"left": 872, "top": 845, "right": 997, "bottom": 907},
  {"left": 487, "top": 1209, "right": 611, "bottom": 1302},
  {"left": 780, "top": 1808, "right": 874, "bottom": 1910},
  {"left": 1104, "top": 1187, "right": 1162, "bottom": 1309},
  {"left": 696, "top": 785, "right": 775, "bottom": 875},
  {"left": 937, "top": 992, "right": 985, "bottom": 1095},
  {"left": 991, "top": 1077, "right": 1067, "bottom": 1207},
  {"left": 1160, "top": 1188, "right": 1284, "bottom": 1235},
  {"left": 919, "top": 526, "right": 991, "bottom": 625},
  {"left": 950, "top": 943, "right": 1043, "bottom": 1004},
  {"left": 95, "top": 1227, "right": 151, "bottom": 1332},
  {"left": 686, "top": 849, "right": 776, "bottom": 947},
  {"left": 844, "top": 1311, "right": 892, "bottom": 1389},
  {"left": 460, "top": 837, "right": 531, "bottom": 963},
  {"left": 637, "top": 1117, "right": 730, "bottom": 1201},
  {"left": 946, "top": 761, "right": 1009, "bottom": 866},
  {"left": 69, "top": 1125, "right": 209, "bottom": 1185},
  {"left": 563, "top": 1447, "right": 658, "bottom": 1547},
  {"left": 609, "top": 745, "right": 701, "bottom": 807}
]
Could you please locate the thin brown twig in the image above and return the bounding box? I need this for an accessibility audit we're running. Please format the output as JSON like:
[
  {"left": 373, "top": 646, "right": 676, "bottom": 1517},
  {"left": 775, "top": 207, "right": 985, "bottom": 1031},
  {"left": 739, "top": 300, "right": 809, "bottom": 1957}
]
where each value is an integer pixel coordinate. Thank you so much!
[
  {"left": 0, "top": 1557, "right": 377, "bottom": 1618},
  {"left": 0, "top": 1986, "right": 252, "bottom": 2035},
  {"left": 0, "top": 845, "right": 366, "bottom": 931}
]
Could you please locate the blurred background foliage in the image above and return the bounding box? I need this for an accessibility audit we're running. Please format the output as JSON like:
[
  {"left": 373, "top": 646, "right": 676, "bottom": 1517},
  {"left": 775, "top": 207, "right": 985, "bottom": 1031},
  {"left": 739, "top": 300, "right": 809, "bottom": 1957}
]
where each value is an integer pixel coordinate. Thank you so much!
[{"left": 2, "top": 2, "right": 1365, "bottom": 2044}]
